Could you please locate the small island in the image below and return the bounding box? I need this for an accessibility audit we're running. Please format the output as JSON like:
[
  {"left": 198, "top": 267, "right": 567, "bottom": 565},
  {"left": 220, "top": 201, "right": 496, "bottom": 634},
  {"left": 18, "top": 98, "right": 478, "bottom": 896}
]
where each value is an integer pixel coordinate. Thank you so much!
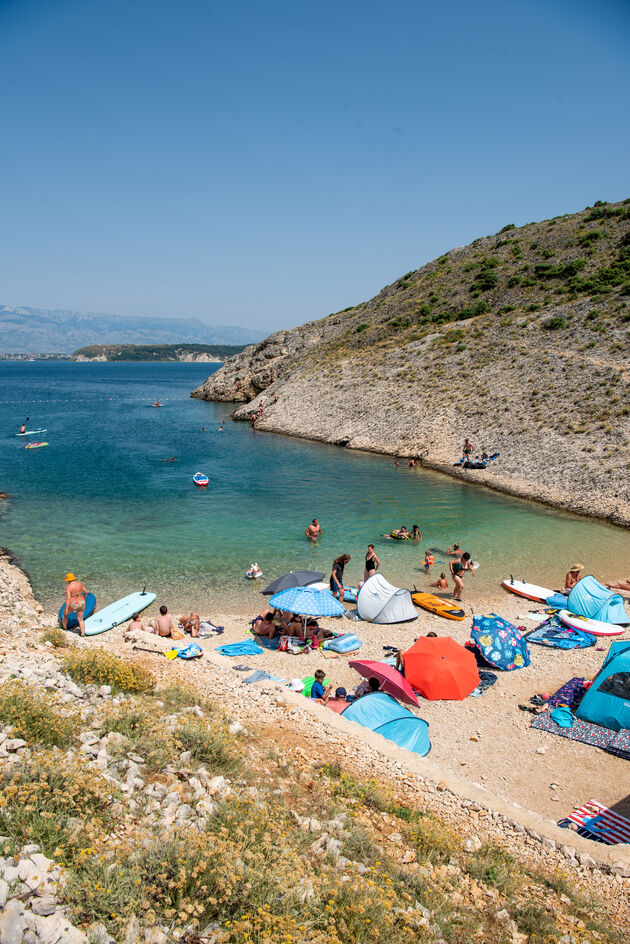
[{"left": 72, "top": 342, "right": 247, "bottom": 362}]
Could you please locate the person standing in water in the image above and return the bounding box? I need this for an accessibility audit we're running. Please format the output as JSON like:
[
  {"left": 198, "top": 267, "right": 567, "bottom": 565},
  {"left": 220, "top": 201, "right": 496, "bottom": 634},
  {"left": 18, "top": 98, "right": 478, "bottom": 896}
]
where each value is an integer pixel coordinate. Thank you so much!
[
  {"left": 305, "top": 518, "right": 322, "bottom": 540},
  {"left": 330, "top": 554, "right": 351, "bottom": 601},
  {"left": 364, "top": 545, "right": 379, "bottom": 582},
  {"left": 450, "top": 552, "right": 475, "bottom": 601},
  {"left": 62, "top": 573, "right": 89, "bottom": 636}
]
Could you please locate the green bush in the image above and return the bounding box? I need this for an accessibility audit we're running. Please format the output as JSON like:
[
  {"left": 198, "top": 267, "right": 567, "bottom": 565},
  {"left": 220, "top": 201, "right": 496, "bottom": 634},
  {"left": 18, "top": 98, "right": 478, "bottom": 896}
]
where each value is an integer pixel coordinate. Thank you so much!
[
  {"left": 498, "top": 223, "right": 515, "bottom": 233},
  {"left": 354, "top": 322, "right": 369, "bottom": 333},
  {"left": 63, "top": 649, "right": 155, "bottom": 694},
  {"left": 0, "top": 680, "right": 79, "bottom": 747},
  {"left": 471, "top": 270, "right": 497, "bottom": 291},
  {"left": 42, "top": 626, "right": 70, "bottom": 648},
  {"left": 543, "top": 316, "right": 565, "bottom": 330}
]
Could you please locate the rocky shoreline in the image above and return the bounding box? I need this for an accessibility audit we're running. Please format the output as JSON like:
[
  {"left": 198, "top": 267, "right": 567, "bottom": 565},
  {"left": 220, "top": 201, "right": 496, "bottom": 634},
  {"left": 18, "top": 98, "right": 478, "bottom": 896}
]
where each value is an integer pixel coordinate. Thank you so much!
[{"left": 191, "top": 200, "right": 630, "bottom": 529}]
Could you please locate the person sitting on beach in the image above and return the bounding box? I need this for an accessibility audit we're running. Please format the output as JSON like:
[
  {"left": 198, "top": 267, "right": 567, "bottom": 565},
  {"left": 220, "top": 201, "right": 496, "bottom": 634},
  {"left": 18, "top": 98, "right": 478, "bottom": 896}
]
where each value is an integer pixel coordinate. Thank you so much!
[
  {"left": 447, "top": 543, "right": 462, "bottom": 557},
  {"left": 288, "top": 614, "right": 306, "bottom": 639},
  {"left": 127, "top": 612, "right": 147, "bottom": 634},
  {"left": 326, "top": 687, "right": 349, "bottom": 714},
  {"left": 179, "top": 613, "right": 200, "bottom": 637},
  {"left": 150, "top": 605, "right": 177, "bottom": 638},
  {"left": 253, "top": 611, "right": 278, "bottom": 639},
  {"left": 62, "top": 572, "right": 89, "bottom": 636},
  {"left": 305, "top": 518, "right": 322, "bottom": 540},
  {"left": 330, "top": 553, "right": 351, "bottom": 601},
  {"left": 304, "top": 618, "right": 334, "bottom": 645},
  {"left": 311, "top": 669, "right": 332, "bottom": 705},
  {"left": 450, "top": 553, "right": 475, "bottom": 601},
  {"left": 564, "top": 563, "right": 584, "bottom": 593},
  {"left": 411, "top": 525, "right": 422, "bottom": 542},
  {"left": 430, "top": 572, "right": 449, "bottom": 590},
  {"left": 355, "top": 676, "right": 381, "bottom": 698}
]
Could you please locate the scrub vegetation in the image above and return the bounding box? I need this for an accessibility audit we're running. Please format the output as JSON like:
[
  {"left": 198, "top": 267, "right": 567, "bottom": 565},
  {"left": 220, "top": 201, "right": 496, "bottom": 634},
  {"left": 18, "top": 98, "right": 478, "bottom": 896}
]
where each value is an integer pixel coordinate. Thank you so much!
[{"left": 0, "top": 667, "right": 626, "bottom": 943}]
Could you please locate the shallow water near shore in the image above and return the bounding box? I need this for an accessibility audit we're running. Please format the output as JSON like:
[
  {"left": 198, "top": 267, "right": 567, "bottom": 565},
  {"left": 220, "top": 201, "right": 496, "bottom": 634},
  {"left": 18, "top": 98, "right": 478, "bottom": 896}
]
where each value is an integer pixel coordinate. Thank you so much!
[{"left": 1, "top": 360, "right": 629, "bottom": 616}]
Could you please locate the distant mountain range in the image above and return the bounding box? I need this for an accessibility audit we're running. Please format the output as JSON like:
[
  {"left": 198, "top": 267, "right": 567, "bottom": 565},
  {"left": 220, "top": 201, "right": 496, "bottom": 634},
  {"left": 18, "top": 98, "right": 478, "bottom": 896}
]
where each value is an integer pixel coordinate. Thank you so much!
[{"left": 0, "top": 306, "right": 264, "bottom": 353}]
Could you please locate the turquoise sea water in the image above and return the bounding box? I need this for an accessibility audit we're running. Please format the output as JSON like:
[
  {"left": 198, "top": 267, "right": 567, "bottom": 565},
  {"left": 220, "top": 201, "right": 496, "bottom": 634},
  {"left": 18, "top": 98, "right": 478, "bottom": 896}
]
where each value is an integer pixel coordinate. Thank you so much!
[{"left": 1, "top": 361, "right": 629, "bottom": 615}]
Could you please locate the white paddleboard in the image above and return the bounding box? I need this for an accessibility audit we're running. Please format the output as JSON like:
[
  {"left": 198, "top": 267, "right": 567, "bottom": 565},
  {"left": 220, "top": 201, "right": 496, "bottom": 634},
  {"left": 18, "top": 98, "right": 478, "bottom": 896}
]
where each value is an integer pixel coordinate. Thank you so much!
[
  {"left": 501, "top": 578, "right": 554, "bottom": 603},
  {"left": 84, "top": 590, "right": 156, "bottom": 636},
  {"left": 16, "top": 428, "right": 47, "bottom": 436},
  {"left": 558, "top": 610, "right": 625, "bottom": 638}
]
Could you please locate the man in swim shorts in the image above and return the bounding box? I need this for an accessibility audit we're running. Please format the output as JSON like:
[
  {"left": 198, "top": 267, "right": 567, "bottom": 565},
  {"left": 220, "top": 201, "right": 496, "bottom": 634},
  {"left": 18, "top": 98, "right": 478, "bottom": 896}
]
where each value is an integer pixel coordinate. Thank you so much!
[
  {"left": 305, "top": 518, "right": 322, "bottom": 540},
  {"left": 19, "top": 417, "right": 28, "bottom": 434},
  {"left": 62, "top": 573, "right": 89, "bottom": 636},
  {"left": 150, "top": 605, "right": 176, "bottom": 638}
]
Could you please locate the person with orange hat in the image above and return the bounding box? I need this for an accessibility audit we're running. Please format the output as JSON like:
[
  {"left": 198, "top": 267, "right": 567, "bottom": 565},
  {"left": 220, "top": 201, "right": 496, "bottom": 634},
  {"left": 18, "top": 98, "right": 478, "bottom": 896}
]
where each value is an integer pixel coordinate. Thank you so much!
[{"left": 62, "top": 572, "right": 89, "bottom": 636}]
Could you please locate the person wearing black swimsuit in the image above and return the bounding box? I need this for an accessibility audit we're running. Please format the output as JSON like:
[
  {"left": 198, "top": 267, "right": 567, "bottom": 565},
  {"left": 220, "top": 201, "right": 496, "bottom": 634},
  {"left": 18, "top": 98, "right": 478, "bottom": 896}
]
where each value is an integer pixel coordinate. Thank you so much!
[
  {"left": 450, "top": 552, "right": 474, "bottom": 601},
  {"left": 364, "top": 544, "right": 380, "bottom": 583}
]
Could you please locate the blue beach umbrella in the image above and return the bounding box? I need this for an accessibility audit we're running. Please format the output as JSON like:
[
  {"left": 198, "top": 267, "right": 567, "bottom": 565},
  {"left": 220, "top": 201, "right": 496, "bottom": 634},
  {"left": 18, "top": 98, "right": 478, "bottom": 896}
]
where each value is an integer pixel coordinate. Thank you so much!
[
  {"left": 268, "top": 585, "right": 345, "bottom": 618},
  {"left": 471, "top": 614, "right": 531, "bottom": 671}
]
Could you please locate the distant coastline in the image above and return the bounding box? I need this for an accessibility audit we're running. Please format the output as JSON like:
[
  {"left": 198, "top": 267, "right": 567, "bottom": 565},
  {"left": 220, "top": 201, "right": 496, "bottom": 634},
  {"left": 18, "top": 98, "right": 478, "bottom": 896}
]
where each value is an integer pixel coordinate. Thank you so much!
[{"left": 72, "top": 342, "right": 245, "bottom": 362}]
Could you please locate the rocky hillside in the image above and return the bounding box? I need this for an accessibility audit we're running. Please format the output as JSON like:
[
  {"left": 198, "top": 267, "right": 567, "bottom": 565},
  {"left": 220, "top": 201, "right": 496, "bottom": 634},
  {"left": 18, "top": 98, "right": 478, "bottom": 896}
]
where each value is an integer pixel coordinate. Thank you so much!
[{"left": 192, "top": 199, "right": 630, "bottom": 526}]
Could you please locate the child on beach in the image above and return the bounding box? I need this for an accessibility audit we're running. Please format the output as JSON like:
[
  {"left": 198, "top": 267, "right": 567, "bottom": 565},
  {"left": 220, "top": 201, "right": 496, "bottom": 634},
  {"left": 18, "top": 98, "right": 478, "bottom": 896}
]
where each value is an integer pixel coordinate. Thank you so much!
[
  {"left": 424, "top": 551, "right": 434, "bottom": 573},
  {"left": 311, "top": 669, "right": 332, "bottom": 704},
  {"left": 430, "top": 573, "right": 449, "bottom": 590}
]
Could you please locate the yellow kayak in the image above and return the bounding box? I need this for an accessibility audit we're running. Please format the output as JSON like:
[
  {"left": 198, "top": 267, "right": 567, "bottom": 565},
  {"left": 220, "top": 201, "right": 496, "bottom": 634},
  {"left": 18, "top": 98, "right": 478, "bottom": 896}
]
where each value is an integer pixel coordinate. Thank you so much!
[{"left": 411, "top": 592, "right": 465, "bottom": 621}]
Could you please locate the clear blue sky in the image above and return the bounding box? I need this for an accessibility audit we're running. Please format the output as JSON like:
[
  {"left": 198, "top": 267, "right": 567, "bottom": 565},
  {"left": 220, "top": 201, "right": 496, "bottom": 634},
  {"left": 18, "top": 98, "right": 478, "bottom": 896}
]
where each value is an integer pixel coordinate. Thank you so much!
[{"left": 1, "top": 0, "right": 628, "bottom": 333}]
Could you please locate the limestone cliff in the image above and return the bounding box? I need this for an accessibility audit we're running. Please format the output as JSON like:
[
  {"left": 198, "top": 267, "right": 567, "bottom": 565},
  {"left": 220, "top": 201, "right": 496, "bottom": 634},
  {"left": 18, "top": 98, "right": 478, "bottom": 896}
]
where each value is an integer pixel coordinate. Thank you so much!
[{"left": 192, "top": 200, "right": 630, "bottom": 526}]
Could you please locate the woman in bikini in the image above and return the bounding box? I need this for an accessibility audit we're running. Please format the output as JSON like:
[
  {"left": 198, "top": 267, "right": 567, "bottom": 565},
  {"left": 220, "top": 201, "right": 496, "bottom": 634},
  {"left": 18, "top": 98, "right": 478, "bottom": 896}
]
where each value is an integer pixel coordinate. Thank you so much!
[{"left": 450, "top": 552, "right": 475, "bottom": 601}]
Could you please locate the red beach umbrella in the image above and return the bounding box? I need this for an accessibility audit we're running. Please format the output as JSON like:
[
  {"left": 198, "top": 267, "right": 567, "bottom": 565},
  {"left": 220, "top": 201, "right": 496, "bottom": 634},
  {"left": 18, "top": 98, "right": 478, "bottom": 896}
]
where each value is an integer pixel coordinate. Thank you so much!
[
  {"left": 348, "top": 660, "right": 420, "bottom": 707},
  {"left": 402, "top": 636, "right": 480, "bottom": 700}
]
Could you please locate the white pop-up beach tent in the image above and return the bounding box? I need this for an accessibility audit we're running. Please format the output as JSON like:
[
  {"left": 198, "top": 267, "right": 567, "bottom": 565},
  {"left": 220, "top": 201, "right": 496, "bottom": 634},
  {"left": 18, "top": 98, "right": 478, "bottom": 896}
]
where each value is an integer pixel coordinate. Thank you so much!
[{"left": 357, "top": 574, "right": 418, "bottom": 624}]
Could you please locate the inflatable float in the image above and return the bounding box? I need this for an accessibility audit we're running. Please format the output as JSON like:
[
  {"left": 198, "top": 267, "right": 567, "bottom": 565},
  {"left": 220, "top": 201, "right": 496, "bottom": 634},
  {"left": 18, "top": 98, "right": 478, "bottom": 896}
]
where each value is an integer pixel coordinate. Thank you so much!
[
  {"left": 246, "top": 564, "right": 263, "bottom": 579},
  {"left": 501, "top": 577, "right": 554, "bottom": 603},
  {"left": 83, "top": 589, "right": 157, "bottom": 637},
  {"left": 558, "top": 610, "right": 625, "bottom": 638},
  {"left": 58, "top": 592, "right": 96, "bottom": 629},
  {"left": 342, "top": 586, "right": 358, "bottom": 603},
  {"left": 25, "top": 441, "right": 48, "bottom": 449},
  {"left": 411, "top": 592, "right": 465, "bottom": 621},
  {"left": 323, "top": 633, "right": 362, "bottom": 653},
  {"left": 193, "top": 472, "right": 209, "bottom": 487}
]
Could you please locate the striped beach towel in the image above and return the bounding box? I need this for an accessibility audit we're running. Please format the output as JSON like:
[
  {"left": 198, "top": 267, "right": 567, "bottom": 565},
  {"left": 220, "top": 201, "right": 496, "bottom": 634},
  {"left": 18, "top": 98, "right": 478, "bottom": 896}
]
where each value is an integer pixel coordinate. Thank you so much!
[{"left": 560, "top": 799, "right": 630, "bottom": 845}]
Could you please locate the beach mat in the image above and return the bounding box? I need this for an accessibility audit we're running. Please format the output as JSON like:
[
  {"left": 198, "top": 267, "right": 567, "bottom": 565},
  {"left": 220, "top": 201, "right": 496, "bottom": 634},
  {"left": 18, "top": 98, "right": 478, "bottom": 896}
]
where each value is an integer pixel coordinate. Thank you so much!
[
  {"left": 558, "top": 799, "right": 630, "bottom": 845},
  {"left": 531, "top": 712, "right": 630, "bottom": 760},
  {"left": 548, "top": 677, "right": 589, "bottom": 711}
]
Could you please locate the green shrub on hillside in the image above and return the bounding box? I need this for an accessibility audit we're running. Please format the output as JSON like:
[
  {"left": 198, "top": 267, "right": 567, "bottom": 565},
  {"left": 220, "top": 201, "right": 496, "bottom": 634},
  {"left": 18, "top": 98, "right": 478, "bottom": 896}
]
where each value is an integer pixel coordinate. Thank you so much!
[
  {"left": 543, "top": 316, "right": 566, "bottom": 330},
  {"left": 0, "top": 680, "right": 79, "bottom": 747},
  {"left": 63, "top": 649, "right": 155, "bottom": 694}
]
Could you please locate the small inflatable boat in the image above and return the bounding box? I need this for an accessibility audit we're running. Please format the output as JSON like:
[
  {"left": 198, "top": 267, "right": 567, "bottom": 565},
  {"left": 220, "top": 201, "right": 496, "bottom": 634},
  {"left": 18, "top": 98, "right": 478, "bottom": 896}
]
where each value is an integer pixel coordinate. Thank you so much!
[
  {"left": 246, "top": 564, "right": 263, "bottom": 579},
  {"left": 193, "top": 472, "right": 209, "bottom": 487}
]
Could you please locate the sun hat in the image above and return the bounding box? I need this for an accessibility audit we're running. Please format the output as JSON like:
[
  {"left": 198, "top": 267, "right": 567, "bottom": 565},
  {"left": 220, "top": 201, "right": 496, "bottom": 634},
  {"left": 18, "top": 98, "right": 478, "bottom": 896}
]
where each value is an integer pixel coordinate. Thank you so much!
[
  {"left": 64, "top": 572, "right": 76, "bottom": 582},
  {"left": 569, "top": 563, "right": 584, "bottom": 572},
  {"left": 288, "top": 678, "right": 304, "bottom": 692}
]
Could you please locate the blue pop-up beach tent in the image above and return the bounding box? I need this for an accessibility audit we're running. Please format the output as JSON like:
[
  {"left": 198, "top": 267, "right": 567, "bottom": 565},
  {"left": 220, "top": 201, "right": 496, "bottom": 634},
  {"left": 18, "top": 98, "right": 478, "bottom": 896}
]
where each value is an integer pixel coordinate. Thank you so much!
[
  {"left": 567, "top": 576, "right": 628, "bottom": 625},
  {"left": 575, "top": 640, "right": 630, "bottom": 732},
  {"left": 341, "top": 692, "right": 431, "bottom": 756}
]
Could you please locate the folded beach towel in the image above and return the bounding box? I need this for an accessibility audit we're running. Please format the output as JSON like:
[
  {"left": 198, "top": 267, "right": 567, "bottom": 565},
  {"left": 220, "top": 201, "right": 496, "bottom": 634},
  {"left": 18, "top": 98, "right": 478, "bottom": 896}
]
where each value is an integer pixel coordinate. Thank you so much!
[{"left": 215, "top": 640, "right": 264, "bottom": 657}]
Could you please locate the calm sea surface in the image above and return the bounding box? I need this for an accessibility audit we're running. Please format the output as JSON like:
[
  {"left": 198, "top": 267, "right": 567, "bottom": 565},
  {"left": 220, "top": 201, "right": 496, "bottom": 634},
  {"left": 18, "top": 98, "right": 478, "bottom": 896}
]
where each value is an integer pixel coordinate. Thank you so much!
[{"left": 1, "top": 361, "right": 629, "bottom": 615}]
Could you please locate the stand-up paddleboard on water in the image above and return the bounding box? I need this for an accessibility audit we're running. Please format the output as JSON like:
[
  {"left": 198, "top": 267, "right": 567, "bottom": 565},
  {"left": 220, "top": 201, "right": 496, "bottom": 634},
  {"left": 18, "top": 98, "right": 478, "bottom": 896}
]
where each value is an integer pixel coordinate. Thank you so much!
[
  {"left": 58, "top": 592, "right": 96, "bottom": 629},
  {"left": 411, "top": 592, "right": 465, "bottom": 621},
  {"left": 15, "top": 428, "right": 47, "bottom": 437},
  {"left": 501, "top": 577, "right": 554, "bottom": 603},
  {"left": 558, "top": 610, "right": 625, "bottom": 638},
  {"left": 83, "top": 590, "right": 156, "bottom": 636},
  {"left": 193, "top": 472, "right": 209, "bottom": 487}
]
